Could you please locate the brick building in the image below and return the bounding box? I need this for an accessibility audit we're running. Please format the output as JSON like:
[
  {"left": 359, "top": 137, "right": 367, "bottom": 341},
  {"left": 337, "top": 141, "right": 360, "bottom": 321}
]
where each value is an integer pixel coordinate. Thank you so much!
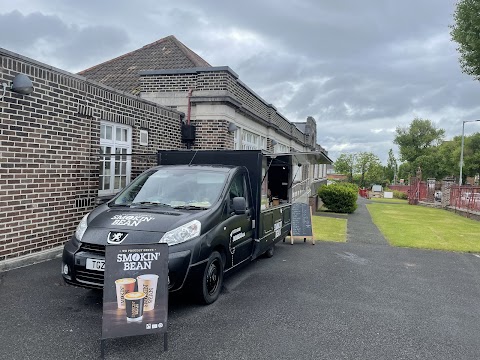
[
  {"left": 81, "top": 36, "right": 329, "bottom": 188},
  {"left": 0, "top": 35, "right": 330, "bottom": 268}
]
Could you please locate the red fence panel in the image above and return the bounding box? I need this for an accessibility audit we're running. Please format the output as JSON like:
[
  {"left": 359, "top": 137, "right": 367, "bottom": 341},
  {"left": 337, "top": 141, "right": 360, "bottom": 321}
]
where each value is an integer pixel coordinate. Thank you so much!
[
  {"left": 359, "top": 189, "right": 368, "bottom": 198},
  {"left": 450, "top": 186, "right": 480, "bottom": 212},
  {"left": 419, "top": 182, "right": 428, "bottom": 201}
]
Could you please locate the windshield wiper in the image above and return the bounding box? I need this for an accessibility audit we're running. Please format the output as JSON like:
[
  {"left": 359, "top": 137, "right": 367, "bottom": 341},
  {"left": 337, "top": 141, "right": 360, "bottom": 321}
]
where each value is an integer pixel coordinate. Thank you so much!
[
  {"left": 130, "top": 201, "right": 172, "bottom": 207},
  {"left": 172, "top": 205, "right": 209, "bottom": 210}
]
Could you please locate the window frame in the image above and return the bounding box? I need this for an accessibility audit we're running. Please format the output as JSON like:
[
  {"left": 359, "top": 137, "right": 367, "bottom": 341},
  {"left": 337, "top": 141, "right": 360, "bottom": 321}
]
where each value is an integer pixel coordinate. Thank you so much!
[
  {"left": 227, "top": 172, "right": 249, "bottom": 209},
  {"left": 99, "top": 121, "right": 132, "bottom": 196}
]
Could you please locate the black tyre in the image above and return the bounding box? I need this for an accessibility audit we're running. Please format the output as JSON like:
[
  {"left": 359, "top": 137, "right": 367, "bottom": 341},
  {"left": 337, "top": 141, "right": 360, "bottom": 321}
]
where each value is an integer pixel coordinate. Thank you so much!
[
  {"left": 197, "top": 251, "right": 224, "bottom": 305},
  {"left": 264, "top": 245, "right": 275, "bottom": 258}
]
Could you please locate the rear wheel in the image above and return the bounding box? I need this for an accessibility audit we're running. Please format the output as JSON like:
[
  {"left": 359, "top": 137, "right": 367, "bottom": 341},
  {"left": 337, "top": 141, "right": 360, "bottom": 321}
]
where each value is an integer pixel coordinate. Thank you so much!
[{"left": 196, "top": 251, "right": 224, "bottom": 305}]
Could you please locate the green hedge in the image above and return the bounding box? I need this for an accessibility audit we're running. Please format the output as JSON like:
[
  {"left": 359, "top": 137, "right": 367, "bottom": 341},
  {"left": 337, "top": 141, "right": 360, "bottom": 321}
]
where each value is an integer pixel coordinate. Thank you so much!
[
  {"left": 393, "top": 190, "right": 408, "bottom": 200},
  {"left": 318, "top": 183, "right": 358, "bottom": 213}
]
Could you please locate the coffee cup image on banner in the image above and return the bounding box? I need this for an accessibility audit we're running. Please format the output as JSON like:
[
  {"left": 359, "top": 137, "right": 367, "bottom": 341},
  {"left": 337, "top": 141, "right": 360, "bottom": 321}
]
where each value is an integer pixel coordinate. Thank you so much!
[
  {"left": 114, "top": 278, "right": 136, "bottom": 309},
  {"left": 124, "top": 292, "right": 146, "bottom": 322},
  {"left": 137, "top": 274, "right": 159, "bottom": 312}
]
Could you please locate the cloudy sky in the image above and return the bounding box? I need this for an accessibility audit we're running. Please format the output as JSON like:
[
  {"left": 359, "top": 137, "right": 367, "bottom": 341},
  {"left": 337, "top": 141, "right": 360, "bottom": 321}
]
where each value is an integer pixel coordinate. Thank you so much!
[{"left": 1, "top": 0, "right": 479, "bottom": 163}]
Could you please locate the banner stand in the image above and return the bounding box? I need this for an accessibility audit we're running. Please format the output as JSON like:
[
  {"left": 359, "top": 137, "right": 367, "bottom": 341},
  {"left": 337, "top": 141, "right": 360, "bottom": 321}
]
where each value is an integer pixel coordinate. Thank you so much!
[{"left": 100, "top": 243, "right": 169, "bottom": 358}]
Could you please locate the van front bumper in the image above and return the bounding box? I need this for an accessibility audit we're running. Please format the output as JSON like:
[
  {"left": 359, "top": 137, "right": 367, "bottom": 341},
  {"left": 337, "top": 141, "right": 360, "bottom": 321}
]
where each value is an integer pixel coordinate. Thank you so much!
[{"left": 61, "top": 236, "right": 196, "bottom": 291}]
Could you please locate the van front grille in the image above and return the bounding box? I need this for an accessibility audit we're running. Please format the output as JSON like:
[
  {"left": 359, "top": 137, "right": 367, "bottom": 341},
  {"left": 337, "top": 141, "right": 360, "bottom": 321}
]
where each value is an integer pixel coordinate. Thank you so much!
[{"left": 79, "top": 243, "right": 105, "bottom": 255}]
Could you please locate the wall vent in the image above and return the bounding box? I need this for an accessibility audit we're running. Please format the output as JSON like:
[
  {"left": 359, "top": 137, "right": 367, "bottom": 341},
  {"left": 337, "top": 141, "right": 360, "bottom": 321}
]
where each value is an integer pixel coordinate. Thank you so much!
[{"left": 140, "top": 129, "right": 149, "bottom": 146}]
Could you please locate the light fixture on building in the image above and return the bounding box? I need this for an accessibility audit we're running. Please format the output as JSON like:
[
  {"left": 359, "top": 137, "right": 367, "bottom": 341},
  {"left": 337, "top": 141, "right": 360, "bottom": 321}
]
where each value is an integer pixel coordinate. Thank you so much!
[
  {"left": 228, "top": 122, "right": 238, "bottom": 133},
  {"left": 1, "top": 73, "right": 34, "bottom": 100},
  {"left": 271, "top": 139, "right": 277, "bottom": 146}
]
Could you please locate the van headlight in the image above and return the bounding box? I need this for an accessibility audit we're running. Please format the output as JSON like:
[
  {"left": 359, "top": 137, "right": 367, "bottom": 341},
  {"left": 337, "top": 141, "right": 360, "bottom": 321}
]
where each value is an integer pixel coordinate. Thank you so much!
[
  {"left": 75, "top": 213, "right": 89, "bottom": 241},
  {"left": 160, "top": 220, "right": 201, "bottom": 246}
]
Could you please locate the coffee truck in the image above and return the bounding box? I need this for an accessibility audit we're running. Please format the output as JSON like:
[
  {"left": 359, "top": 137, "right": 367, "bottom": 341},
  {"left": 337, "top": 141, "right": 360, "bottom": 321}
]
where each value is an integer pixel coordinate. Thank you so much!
[{"left": 62, "top": 150, "right": 331, "bottom": 304}]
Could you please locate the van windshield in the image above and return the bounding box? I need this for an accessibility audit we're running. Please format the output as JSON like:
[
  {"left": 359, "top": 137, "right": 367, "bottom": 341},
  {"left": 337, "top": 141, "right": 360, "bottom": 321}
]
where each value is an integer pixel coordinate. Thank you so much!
[{"left": 112, "top": 168, "right": 227, "bottom": 209}]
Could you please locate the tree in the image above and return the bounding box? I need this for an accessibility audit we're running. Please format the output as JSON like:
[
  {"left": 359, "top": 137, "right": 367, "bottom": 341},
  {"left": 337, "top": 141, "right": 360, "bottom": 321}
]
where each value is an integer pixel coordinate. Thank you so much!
[
  {"left": 451, "top": 0, "right": 480, "bottom": 80},
  {"left": 334, "top": 153, "right": 355, "bottom": 182},
  {"left": 385, "top": 149, "right": 398, "bottom": 184},
  {"left": 398, "top": 162, "right": 412, "bottom": 183},
  {"left": 414, "top": 152, "right": 448, "bottom": 180},
  {"left": 365, "top": 161, "right": 385, "bottom": 186},
  {"left": 355, "top": 152, "right": 383, "bottom": 187},
  {"left": 334, "top": 152, "right": 384, "bottom": 187},
  {"left": 393, "top": 118, "right": 445, "bottom": 163},
  {"left": 436, "top": 138, "right": 462, "bottom": 179},
  {"left": 463, "top": 132, "right": 480, "bottom": 182}
]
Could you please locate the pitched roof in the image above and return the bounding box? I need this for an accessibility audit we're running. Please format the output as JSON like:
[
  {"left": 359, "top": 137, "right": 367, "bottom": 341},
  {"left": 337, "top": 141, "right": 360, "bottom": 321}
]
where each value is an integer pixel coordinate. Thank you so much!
[{"left": 78, "top": 35, "right": 211, "bottom": 94}]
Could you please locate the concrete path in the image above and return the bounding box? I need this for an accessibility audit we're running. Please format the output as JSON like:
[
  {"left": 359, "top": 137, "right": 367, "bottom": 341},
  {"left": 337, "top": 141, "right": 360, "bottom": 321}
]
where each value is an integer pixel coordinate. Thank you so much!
[
  {"left": 315, "top": 196, "right": 389, "bottom": 245},
  {"left": 346, "top": 196, "right": 389, "bottom": 245}
]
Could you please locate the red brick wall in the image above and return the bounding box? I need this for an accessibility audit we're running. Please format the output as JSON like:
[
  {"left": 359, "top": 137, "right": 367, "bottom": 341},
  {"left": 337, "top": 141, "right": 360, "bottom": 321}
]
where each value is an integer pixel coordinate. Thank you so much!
[
  {"left": 192, "top": 119, "right": 233, "bottom": 150},
  {"left": 0, "top": 49, "right": 183, "bottom": 261}
]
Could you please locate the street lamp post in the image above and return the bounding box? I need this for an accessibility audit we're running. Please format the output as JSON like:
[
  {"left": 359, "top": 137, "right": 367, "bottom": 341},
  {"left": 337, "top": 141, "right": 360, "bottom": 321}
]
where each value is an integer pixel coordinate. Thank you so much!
[{"left": 459, "top": 119, "right": 480, "bottom": 186}]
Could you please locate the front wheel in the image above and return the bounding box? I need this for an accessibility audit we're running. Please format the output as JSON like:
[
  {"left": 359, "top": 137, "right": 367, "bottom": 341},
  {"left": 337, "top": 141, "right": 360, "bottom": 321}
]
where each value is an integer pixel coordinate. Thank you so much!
[
  {"left": 264, "top": 245, "right": 275, "bottom": 258},
  {"left": 196, "top": 251, "right": 224, "bottom": 305}
]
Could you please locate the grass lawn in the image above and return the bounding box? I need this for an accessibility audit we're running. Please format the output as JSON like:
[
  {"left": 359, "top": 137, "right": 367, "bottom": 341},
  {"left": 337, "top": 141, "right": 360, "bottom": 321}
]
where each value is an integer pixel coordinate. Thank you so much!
[
  {"left": 368, "top": 198, "right": 408, "bottom": 204},
  {"left": 311, "top": 215, "right": 347, "bottom": 242},
  {"left": 367, "top": 203, "right": 480, "bottom": 252}
]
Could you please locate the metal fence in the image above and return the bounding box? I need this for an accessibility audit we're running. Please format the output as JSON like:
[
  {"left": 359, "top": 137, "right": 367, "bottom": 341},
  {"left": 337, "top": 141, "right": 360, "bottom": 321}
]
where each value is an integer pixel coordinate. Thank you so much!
[
  {"left": 450, "top": 186, "right": 480, "bottom": 212},
  {"left": 292, "top": 179, "right": 311, "bottom": 203}
]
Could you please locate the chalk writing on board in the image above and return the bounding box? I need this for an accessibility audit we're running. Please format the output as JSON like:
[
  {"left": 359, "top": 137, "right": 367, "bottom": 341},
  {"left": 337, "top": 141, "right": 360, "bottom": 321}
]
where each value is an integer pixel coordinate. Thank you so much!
[{"left": 290, "top": 202, "right": 312, "bottom": 237}]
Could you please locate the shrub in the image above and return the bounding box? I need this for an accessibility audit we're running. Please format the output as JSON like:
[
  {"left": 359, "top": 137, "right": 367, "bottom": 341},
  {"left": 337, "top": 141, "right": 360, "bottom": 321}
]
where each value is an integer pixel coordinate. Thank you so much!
[
  {"left": 393, "top": 190, "right": 408, "bottom": 200},
  {"left": 318, "top": 183, "right": 358, "bottom": 213}
]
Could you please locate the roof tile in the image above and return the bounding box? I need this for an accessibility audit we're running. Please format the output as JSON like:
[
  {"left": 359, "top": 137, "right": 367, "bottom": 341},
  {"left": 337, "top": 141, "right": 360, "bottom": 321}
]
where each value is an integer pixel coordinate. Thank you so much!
[{"left": 79, "top": 35, "right": 211, "bottom": 94}]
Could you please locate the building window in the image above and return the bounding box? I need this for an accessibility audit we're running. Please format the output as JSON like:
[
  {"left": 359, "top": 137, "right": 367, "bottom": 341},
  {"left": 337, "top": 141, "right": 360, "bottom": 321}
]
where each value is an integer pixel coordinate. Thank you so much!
[
  {"left": 234, "top": 128, "right": 240, "bottom": 150},
  {"left": 99, "top": 121, "right": 132, "bottom": 196},
  {"left": 275, "top": 143, "right": 289, "bottom": 153},
  {"left": 242, "top": 129, "right": 264, "bottom": 150},
  {"left": 260, "top": 136, "right": 266, "bottom": 150}
]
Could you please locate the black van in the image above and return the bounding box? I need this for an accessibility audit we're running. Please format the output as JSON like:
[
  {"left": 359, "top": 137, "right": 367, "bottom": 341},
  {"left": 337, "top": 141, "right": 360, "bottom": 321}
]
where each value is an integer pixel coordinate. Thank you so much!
[{"left": 62, "top": 150, "right": 331, "bottom": 303}]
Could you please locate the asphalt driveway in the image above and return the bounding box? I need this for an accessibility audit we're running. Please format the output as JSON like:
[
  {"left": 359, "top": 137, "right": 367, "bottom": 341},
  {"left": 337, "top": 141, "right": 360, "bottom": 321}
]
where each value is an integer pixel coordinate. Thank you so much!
[
  {"left": 1, "top": 238, "right": 480, "bottom": 360},
  {"left": 2, "top": 196, "right": 480, "bottom": 360}
]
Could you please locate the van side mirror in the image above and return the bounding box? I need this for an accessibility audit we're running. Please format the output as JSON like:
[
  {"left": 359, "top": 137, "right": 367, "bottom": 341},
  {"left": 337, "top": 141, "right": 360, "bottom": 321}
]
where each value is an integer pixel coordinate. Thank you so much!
[{"left": 232, "top": 197, "right": 246, "bottom": 214}]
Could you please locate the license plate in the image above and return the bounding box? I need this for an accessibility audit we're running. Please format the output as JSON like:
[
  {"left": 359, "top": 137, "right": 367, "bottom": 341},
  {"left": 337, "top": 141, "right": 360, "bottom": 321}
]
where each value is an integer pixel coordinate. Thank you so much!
[{"left": 86, "top": 258, "right": 105, "bottom": 272}]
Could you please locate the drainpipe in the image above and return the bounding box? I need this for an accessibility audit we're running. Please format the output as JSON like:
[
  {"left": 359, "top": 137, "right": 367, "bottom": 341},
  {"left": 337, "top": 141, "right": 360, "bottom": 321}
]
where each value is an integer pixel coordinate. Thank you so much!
[{"left": 186, "top": 88, "right": 193, "bottom": 125}]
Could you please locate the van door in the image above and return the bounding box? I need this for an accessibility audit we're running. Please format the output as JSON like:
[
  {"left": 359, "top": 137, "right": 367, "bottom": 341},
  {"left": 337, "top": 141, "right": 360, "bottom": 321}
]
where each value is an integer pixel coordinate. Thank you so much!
[{"left": 225, "top": 171, "right": 254, "bottom": 267}]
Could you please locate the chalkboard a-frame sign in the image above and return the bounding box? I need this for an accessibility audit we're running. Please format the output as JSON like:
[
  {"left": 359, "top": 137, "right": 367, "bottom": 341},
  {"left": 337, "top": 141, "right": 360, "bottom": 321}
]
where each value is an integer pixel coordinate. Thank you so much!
[{"left": 289, "top": 202, "right": 315, "bottom": 245}]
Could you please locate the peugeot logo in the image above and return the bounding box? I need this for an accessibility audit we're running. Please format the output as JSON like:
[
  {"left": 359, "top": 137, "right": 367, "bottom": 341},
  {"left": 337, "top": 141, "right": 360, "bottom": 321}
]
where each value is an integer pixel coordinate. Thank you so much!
[{"left": 107, "top": 231, "right": 128, "bottom": 244}]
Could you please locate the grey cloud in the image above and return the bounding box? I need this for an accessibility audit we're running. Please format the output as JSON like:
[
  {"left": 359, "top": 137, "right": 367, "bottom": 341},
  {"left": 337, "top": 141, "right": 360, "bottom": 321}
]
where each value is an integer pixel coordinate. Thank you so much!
[
  {"left": 0, "top": 10, "right": 130, "bottom": 70},
  {"left": 56, "top": 26, "right": 130, "bottom": 70},
  {"left": 0, "top": 10, "right": 68, "bottom": 48},
  {"left": 3, "top": 0, "right": 477, "bottom": 164}
]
